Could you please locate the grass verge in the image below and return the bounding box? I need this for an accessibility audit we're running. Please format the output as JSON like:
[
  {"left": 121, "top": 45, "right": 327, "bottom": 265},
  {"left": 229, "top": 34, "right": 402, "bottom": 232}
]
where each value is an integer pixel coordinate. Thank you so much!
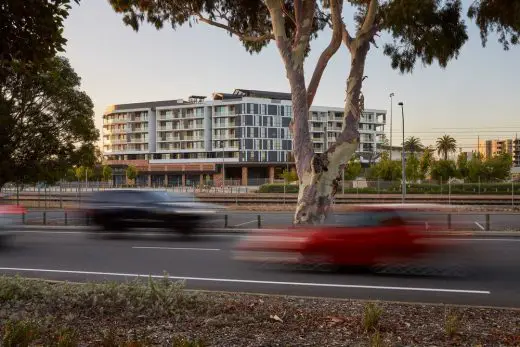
[{"left": 0, "top": 276, "right": 518, "bottom": 346}]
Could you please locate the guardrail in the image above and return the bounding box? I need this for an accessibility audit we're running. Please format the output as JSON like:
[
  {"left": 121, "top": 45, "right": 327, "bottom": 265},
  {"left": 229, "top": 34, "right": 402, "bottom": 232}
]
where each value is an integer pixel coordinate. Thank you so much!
[
  {"left": 7, "top": 210, "right": 520, "bottom": 232},
  {"left": 2, "top": 193, "right": 520, "bottom": 208}
]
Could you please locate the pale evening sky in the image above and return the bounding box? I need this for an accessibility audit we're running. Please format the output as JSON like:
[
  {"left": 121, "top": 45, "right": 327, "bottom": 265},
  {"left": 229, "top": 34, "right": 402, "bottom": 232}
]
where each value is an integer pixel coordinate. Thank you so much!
[{"left": 63, "top": 1, "right": 520, "bottom": 151}]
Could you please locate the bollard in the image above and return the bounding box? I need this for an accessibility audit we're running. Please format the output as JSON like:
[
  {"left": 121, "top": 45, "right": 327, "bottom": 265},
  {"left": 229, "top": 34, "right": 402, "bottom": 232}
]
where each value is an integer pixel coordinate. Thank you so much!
[
  {"left": 447, "top": 214, "right": 452, "bottom": 230},
  {"left": 224, "top": 214, "right": 228, "bottom": 228},
  {"left": 257, "top": 215, "right": 261, "bottom": 229},
  {"left": 485, "top": 214, "right": 490, "bottom": 231},
  {"left": 43, "top": 211, "right": 46, "bottom": 225}
]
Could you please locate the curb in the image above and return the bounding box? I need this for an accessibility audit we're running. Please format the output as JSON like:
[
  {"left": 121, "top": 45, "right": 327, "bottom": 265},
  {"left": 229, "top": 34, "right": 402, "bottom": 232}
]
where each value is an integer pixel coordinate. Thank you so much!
[{"left": 9, "top": 225, "right": 520, "bottom": 238}]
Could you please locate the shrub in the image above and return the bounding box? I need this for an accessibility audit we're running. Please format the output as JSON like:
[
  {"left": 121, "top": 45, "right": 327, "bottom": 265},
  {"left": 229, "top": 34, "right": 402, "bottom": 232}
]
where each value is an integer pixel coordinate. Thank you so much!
[
  {"left": 445, "top": 311, "right": 460, "bottom": 338},
  {"left": 53, "top": 328, "right": 78, "bottom": 347},
  {"left": 2, "top": 320, "right": 40, "bottom": 347},
  {"left": 369, "top": 331, "right": 384, "bottom": 347},
  {"left": 172, "top": 336, "right": 207, "bottom": 347},
  {"left": 258, "top": 184, "right": 299, "bottom": 193},
  {"left": 363, "top": 302, "right": 382, "bottom": 333}
]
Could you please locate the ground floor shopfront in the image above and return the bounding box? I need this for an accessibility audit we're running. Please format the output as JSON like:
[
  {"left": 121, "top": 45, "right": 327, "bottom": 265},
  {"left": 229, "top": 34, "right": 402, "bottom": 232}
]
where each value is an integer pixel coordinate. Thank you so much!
[{"left": 107, "top": 160, "right": 292, "bottom": 187}]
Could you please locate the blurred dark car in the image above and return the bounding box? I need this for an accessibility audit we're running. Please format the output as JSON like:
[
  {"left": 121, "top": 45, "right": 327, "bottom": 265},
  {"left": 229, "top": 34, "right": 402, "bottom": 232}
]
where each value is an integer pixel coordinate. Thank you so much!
[
  {"left": 86, "top": 190, "right": 223, "bottom": 234},
  {"left": 234, "top": 204, "right": 468, "bottom": 273}
]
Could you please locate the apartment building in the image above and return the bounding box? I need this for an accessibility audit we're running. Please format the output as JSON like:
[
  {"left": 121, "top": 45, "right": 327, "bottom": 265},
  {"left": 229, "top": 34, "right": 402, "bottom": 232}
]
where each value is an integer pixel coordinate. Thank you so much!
[
  {"left": 103, "top": 89, "right": 386, "bottom": 186},
  {"left": 478, "top": 139, "right": 520, "bottom": 166}
]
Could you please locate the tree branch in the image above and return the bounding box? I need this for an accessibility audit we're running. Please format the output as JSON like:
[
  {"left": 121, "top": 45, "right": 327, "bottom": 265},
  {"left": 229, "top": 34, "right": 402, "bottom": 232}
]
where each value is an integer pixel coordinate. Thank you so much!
[
  {"left": 357, "top": 0, "right": 379, "bottom": 41},
  {"left": 280, "top": 0, "right": 296, "bottom": 26},
  {"left": 196, "top": 13, "right": 273, "bottom": 43},
  {"left": 342, "top": 25, "right": 354, "bottom": 52},
  {"left": 291, "top": 0, "right": 317, "bottom": 67},
  {"left": 307, "top": 0, "right": 343, "bottom": 107},
  {"left": 265, "top": 0, "right": 292, "bottom": 66}
]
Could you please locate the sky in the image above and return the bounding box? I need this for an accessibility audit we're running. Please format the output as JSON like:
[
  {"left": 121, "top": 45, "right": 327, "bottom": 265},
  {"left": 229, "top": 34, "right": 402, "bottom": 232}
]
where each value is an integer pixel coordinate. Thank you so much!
[{"left": 62, "top": 1, "right": 520, "bottom": 151}]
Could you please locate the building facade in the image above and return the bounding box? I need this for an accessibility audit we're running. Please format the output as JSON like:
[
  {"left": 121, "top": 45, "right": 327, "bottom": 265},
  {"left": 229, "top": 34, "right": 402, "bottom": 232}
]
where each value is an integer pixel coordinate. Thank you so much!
[
  {"left": 478, "top": 139, "right": 520, "bottom": 166},
  {"left": 103, "top": 89, "right": 386, "bottom": 186}
]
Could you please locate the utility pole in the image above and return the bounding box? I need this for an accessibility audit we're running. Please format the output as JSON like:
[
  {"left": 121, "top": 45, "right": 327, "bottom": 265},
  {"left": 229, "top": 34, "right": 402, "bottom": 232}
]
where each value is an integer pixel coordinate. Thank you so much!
[
  {"left": 398, "top": 102, "right": 406, "bottom": 203},
  {"left": 389, "top": 93, "right": 394, "bottom": 160}
]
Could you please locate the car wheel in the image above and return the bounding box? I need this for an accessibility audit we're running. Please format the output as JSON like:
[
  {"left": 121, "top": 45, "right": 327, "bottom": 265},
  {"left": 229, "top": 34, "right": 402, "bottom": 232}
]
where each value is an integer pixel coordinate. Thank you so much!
[{"left": 300, "top": 253, "right": 336, "bottom": 272}]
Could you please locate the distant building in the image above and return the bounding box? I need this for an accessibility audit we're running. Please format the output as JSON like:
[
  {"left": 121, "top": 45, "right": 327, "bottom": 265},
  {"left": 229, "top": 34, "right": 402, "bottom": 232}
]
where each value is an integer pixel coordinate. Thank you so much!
[
  {"left": 102, "top": 88, "right": 387, "bottom": 186},
  {"left": 478, "top": 139, "right": 520, "bottom": 166}
]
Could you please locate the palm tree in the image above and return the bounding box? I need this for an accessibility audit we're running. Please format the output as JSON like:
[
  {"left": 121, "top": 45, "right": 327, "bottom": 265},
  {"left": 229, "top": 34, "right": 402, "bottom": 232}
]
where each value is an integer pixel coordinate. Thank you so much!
[
  {"left": 403, "top": 136, "right": 424, "bottom": 155},
  {"left": 436, "top": 135, "right": 457, "bottom": 160}
]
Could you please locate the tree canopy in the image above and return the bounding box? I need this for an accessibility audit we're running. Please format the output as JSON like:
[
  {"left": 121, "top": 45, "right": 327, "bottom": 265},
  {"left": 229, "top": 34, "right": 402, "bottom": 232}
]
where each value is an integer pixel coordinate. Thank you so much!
[
  {"left": 108, "top": 0, "right": 520, "bottom": 223},
  {"left": 0, "top": 0, "right": 79, "bottom": 75},
  {"left": 0, "top": 56, "right": 99, "bottom": 186},
  {"left": 403, "top": 136, "right": 424, "bottom": 155},
  {"left": 436, "top": 135, "right": 457, "bottom": 160}
]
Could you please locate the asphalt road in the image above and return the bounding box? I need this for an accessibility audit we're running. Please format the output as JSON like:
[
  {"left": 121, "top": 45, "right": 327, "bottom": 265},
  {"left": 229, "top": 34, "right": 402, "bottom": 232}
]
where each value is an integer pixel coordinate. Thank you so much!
[
  {"left": 0, "top": 228, "right": 519, "bottom": 308},
  {"left": 21, "top": 209, "right": 520, "bottom": 231}
]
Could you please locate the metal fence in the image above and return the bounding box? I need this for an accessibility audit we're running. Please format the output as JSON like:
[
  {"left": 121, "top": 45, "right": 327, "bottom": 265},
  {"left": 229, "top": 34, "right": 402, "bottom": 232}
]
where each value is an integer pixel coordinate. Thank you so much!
[{"left": 340, "top": 179, "right": 519, "bottom": 196}]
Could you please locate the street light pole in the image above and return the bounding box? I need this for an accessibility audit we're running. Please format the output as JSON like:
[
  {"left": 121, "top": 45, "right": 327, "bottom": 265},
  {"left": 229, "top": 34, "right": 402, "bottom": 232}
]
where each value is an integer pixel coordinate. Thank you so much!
[
  {"left": 389, "top": 93, "right": 394, "bottom": 160},
  {"left": 221, "top": 140, "right": 225, "bottom": 190},
  {"left": 398, "top": 102, "right": 406, "bottom": 203}
]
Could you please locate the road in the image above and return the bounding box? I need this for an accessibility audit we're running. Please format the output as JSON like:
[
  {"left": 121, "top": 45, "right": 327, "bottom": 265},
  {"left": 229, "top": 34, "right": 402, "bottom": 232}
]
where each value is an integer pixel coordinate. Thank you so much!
[
  {"left": 20, "top": 209, "right": 520, "bottom": 231},
  {"left": 0, "top": 228, "right": 519, "bottom": 308}
]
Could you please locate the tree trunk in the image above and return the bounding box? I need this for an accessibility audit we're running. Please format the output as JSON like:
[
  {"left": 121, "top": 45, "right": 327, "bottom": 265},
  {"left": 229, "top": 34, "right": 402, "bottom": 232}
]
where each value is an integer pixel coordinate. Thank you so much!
[{"left": 293, "top": 41, "right": 370, "bottom": 225}]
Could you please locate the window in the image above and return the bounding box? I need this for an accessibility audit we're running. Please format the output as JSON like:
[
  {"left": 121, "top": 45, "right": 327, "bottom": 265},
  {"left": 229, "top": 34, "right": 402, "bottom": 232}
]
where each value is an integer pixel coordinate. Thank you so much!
[
  {"left": 255, "top": 116, "right": 260, "bottom": 126},
  {"left": 261, "top": 104, "right": 266, "bottom": 115}
]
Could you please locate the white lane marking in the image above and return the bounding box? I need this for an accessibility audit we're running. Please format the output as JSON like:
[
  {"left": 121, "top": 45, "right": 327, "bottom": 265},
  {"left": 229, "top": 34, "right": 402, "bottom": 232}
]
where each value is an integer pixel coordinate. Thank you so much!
[
  {"left": 132, "top": 246, "right": 220, "bottom": 251},
  {"left": 0, "top": 267, "right": 490, "bottom": 295},
  {"left": 474, "top": 222, "right": 485, "bottom": 231},
  {"left": 448, "top": 238, "right": 520, "bottom": 242},
  {"left": 233, "top": 220, "right": 257, "bottom": 227}
]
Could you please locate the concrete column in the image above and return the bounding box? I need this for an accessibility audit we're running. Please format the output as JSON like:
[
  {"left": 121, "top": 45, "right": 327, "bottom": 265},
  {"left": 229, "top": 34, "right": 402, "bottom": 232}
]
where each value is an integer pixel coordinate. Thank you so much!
[
  {"left": 241, "top": 167, "right": 248, "bottom": 186},
  {"left": 199, "top": 174, "right": 204, "bottom": 186},
  {"left": 268, "top": 166, "right": 275, "bottom": 184},
  {"left": 147, "top": 174, "right": 151, "bottom": 187},
  {"left": 181, "top": 174, "right": 186, "bottom": 187},
  {"left": 164, "top": 174, "right": 168, "bottom": 187}
]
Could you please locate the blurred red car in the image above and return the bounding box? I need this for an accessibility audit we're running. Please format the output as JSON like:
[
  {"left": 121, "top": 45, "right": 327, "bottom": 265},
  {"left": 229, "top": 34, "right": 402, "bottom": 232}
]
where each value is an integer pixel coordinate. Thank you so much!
[{"left": 234, "top": 205, "right": 462, "bottom": 271}]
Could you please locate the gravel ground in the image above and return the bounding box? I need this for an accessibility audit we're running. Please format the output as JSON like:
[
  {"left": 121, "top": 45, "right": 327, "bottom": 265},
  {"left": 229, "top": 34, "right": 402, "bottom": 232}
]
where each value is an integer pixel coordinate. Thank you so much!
[{"left": 0, "top": 276, "right": 518, "bottom": 346}]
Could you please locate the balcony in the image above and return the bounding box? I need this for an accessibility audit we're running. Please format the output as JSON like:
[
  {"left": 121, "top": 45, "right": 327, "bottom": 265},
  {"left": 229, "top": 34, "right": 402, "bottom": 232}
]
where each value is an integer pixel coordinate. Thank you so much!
[
  {"left": 128, "top": 138, "right": 148, "bottom": 143},
  {"left": 213, "top": 112, "right": 236, "bottom": 118},
  {"left": 213, "top": 122, "right": 236, "bottom": 128}
]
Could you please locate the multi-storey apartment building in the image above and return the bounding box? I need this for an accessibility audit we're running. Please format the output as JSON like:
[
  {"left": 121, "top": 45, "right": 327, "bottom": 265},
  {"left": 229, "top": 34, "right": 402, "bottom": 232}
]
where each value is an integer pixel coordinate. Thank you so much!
[
  {"left": 103, "top": 89, "right": 386, "bottom": 186},
  {"left": 478, "top": 138, "right": 520, "bottom": 166}
]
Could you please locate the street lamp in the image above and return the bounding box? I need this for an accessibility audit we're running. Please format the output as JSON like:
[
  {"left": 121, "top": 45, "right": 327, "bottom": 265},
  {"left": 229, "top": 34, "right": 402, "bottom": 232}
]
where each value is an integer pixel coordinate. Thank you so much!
[
  {"left": 221, "top": 140, "right": 225, "bottom": 189},
  {"left": 398, "top": 102, "right": 406, "bottom": 203},
  {"left": 389, "top": 93, "right": 394, "bottom": 160}
]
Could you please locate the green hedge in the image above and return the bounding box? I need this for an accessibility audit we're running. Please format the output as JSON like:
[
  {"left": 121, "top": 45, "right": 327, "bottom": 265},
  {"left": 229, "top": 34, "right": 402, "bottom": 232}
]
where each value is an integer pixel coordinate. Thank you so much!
[
  {"left": 258, "top": 184, "right": 299, "bottom": 193},
  {"left": 258, "top": 182, "right": 520, "bottom": 194}
]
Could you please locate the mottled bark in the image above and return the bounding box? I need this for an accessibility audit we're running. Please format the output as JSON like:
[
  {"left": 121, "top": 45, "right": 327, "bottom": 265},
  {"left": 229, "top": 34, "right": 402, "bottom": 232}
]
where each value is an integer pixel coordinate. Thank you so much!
[
  {"left": 293, "top": 28, "right": 374, "bottom": 225},
  {"left": 264, "top": 0, "right": 375, "bottom": 225}
]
